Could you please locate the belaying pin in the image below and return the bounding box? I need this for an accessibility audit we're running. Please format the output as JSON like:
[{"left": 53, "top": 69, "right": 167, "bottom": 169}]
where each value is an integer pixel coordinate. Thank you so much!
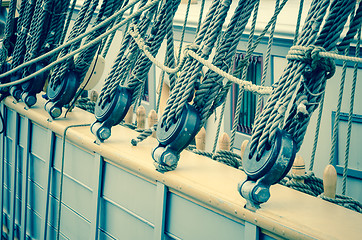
[
  {"left": 238, "top": 129, "right": 296, "bottom": 209},
  {"left": 91, "top": 86, "right": 132, "bottom": 142},
  {"left": 152, "top": 103, "right": 201, "bottom": 171}
]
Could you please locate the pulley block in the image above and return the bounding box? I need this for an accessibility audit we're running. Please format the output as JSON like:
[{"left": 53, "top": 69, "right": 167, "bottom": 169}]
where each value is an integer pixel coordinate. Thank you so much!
[
  {"left": 21, "top": 62, "right": 49, "bottom": 107},
  {"left": 9, "top": 71, "right": 23, "bottom": 101},
  {"left": 45, "top": 70, "right": 80, "bottom": 119},
  {"left": 0, "top": 62, "right": 11, "bottom": 95},
  {"left": 152, "top": 103, "right": 201, "bottom": 171},
  {"left": 91, "top": 86, "right": 132, "bottom": 142},
  {"left": 238, "top": 129, "right": 296, "bottom": 209}
]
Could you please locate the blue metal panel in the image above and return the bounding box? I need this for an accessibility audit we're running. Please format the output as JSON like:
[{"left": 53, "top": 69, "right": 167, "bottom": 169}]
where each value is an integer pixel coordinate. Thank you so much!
[
  {"left": 40, "top": 129, "right": 55, "bottom": 240},
  {"left": 0, "top": 104, "right": 6, "bottom": 238},
  {"left": 47, "top": 194, "right": 91, "bottom": 240},
  {"left": 53, "top": 136, "right": 95, "bottom": 189},
  {"left": 154, "top": 182, "right": 167, "bottom": 240},
  {"left": 49, "top": 167, "right": 93, "bottom": 221},
  {"left": 165, "top": 193, "right": 245, "bottom": 240},
  {"left": 9, "top": 110, "right": 19, "bottom": 239},
  {"left": 102, "top": 162, "right": 157, "bottom": 224},
  {"left": 89, "top": 154, "right": 104, "bottom": 240},
  {"left": 99, "top": 197, "right": 154, "bottom": 240},
  {"left": 21, "top": 118, "right": 31, "bottom": 240}
]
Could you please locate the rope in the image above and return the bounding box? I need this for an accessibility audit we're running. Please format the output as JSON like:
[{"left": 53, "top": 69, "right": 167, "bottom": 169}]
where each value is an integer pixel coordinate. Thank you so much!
[
  {"left": 249, "top": 0, "right": 355, "bottom": 160},
  {"left": 59, "top": 0, "right": 77, "bottom": 45},
  {"left": 0, "top": 0, "right": 159, "bottom": 89},
  {"left": 0, "top": 0, "right": 17, "bottom": 67},
  {"left": 342, "top": 26, "right": 360, "bottom": 195},
  {"left": 0, "top": 0, "right": 145, "bottom": 81},
  {"left": 97, "top": 0, "right": 158, "bottom": 108},
  {"left": 56, "top": 123, "right": 91, "bottom": 240},
  {"left": 279, "top": 172, "right": 362, "bottom": 213},
  {"left": 230, "top": 1, "right": 260, "bottom": 149},
  {"left": 48, "top": 0, "right": 100, "bottom": 89},
  {"left": 192, "top": 149, "right": 242, "bottom": 169},
  {"left": 161, "top": 0, "right": 233, "bottom": 130}
]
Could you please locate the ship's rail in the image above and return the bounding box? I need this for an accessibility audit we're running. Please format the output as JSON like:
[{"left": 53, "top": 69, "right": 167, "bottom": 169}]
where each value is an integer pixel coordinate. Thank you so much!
[{"left": 0, "top": 96, "right": 361, "bottom": 240}]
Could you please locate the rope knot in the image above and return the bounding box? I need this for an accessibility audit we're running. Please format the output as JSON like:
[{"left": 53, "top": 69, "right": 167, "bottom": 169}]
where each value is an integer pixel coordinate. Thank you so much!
[
  {"left": 296, "top": 95, "right": 309, "bottom": 121},
  {"left": 287, "top": 45, "right": 336, "bottom": 79}
]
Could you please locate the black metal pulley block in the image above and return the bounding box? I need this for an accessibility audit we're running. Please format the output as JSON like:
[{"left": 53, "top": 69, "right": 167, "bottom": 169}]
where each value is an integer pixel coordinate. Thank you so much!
[
  {"left": 45, "top": 70, "right": 80, "bottom": 119},
  {"left": 9, "top": 70, "right": 23, "bottom": 101},
  {"left": 0, "top": 62, "right": 11, "bottom": 96},
  {"left": 21, "top": 62, "right": 49, "bottom": 107},
  {"left": 238, "top": 129, "right": 296, "bottom": 210},
  {"left": 91, "top": 86, "right": 132, "bottom": 142},
  {"left": 152, "top": 103, "right": 201, "bottom": 171}
]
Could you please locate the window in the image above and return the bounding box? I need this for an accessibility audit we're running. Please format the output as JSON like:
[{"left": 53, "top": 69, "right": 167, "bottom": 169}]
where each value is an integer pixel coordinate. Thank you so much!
[
  {"left": 230, "top": 53, "right": 263, "bottom": 135},
  {"left": 332, "top": 111, "right": 362, "bottom": 179}
]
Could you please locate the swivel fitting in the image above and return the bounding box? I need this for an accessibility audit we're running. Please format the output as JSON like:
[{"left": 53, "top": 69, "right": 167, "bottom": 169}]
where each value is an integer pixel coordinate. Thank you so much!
[
  {"left": 238, "top": 129, "right": 296, "bottom": 210},
  {"left": 91, "top": 86, "right": 132, "bottom": 142},
  {"left": 152, "top": 103, "right": 201, "bottom": 172}
]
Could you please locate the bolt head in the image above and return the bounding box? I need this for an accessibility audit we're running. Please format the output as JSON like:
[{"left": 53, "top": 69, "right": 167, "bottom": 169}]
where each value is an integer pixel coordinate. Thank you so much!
[
  {"left": 50, "top": 106, "right": 61, "bottom": 118},
  {"left": 253, "top": 186, "right": 270, "bottom": 203},
  {"left": 98, "top": 127, "right": 111, "bottom": 140},
  {"left": 25, "top": 95, "right": 37, "bottom": 107},
  {"left": 162, "top": 151, "right": 179, "bottom": 167}
]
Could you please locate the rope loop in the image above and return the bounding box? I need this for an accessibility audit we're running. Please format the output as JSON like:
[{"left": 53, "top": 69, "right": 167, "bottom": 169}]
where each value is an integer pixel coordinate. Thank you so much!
[{"left": 287, "top": 45, "right": 336, "bottom": 79}]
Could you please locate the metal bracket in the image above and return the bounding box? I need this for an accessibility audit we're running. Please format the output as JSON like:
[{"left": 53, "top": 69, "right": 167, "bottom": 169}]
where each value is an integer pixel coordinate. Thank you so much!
[
  {"left": 238, "top": 129, "right": 296, "bottom": 210},
  {"left": 91, "top": 86, "right": 132, "bottom": 142},
  {"left": 152, "top": 103, "right": 201, "bottom": 171},
  {"left": 45, "top": 70, "right": 80, "bottom": 118}
]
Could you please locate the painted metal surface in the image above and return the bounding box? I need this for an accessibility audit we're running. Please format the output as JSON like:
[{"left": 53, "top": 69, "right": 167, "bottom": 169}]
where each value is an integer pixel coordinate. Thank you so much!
[{"left": 0, "top": 99, "right": 361, "bottom": 240}]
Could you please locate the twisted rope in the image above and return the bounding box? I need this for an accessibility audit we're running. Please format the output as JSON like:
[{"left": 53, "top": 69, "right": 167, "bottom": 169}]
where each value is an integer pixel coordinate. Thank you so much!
[
  {"left": 249, "top": 0, "right": 355, "bottom": 159},
  {"left": 0, "top": 0, "right": 157, "bottom": 89}
]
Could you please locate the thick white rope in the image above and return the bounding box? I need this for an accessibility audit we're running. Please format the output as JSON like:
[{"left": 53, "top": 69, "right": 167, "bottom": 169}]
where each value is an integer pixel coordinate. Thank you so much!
[{"left": 288, "top": 45, "right": 362, "bottom": 63}]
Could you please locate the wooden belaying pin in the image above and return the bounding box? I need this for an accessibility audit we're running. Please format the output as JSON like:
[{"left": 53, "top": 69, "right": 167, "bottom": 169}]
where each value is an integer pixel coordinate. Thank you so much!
[
  {"left": 291, "top": 155, "right": 305, "bottom": 183},
  {"left": 89, "top": 90, "right": 98, "bottom": 102},
  {"left": 323, "top": 165, "right": 337, "bottom": 199},
  {"left": 240, "top": 140, "right": 249, "bottom": 160},
  {"left": 148, "top": 109, "right": 158, "bottom": 137},
  {"left": 219, "top": 132, "right": 230, "bottom": 151},
  {"left": 124, "top": 105, "right": 134, "bottom": 124},
  {"left": 136, "top": 105, "right": 146, "bottom": 129},
  {"left": 195, "top": 127, "right": 206, "bottom": 151}
]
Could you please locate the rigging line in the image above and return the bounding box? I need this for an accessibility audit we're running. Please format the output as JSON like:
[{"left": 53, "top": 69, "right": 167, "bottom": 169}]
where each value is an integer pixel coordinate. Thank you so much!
[
  {"left": 177, "top": 0, "right": 191, "bottom": 63},
  {"left": 0, "top": 0, "right": 148, "bottom": 80},
  {"left": 0, "top": 0, "right": 160, "bottom": 89},
  {"left": 64, "top": 48, "right": 101, "bottom": 118},
  {"left": 230, "top": 0, "right": 260, "bottom": 149},
  {"left": 56, "top": 123, "right": 91, "bottom": 240},
  {"left": 342, "top": 26, "right": 360, "bottom": 195},
  {"left": 59, "top": 0, "right": 78, "bottom": 45}
]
